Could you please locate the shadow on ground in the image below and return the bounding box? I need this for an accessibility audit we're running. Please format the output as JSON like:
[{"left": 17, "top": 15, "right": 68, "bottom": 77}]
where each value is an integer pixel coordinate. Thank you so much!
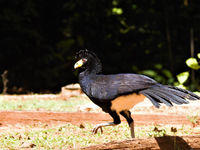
[{"left": 155, "top": 136, "right": 193, "bottom": 150}]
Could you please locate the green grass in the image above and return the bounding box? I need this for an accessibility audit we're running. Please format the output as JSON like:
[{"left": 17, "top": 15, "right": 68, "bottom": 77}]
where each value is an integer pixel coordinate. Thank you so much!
[
  {"left": 0, "top": 123, "right": 199, "bottom": 149},
  {"left": 0, "top": 96, "right": 91, "bottom": 112}
]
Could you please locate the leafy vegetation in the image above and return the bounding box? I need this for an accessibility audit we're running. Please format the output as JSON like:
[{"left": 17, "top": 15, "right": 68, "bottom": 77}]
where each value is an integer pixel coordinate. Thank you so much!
[
  {"left": 139, "top": 64, "right": 175, "bottom": 85},
  {"left": 187, "top": 114, "right": 199, "bottom": 127},
  {"left": 176, "top": 53, "right": 200, "bottom": 93},
  {"left": 186, "top": 57, "right": 200, "bottom": 70},
  {"left": 1, "top": 1, "right": 200, "bottom": 93}
]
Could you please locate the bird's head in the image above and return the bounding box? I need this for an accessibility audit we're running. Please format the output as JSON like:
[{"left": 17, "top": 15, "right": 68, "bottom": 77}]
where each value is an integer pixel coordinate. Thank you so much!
[{"left": 74, "top": 49, "right": 102, "bottom": 74}]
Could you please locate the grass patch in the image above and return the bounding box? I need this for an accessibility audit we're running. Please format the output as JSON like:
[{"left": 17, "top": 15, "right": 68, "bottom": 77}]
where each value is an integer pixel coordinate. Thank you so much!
[
  {"left": 0, "top": 96, "right": 91, "bottom": 112},
  {"left": 0, "top": 123, "right": 199, "bottom": 149}
]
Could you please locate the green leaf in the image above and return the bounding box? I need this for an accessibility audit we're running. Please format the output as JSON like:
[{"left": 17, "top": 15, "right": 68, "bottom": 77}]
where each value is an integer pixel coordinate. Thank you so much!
[
  {"left": 154, "top": 64, "right": 162, "bottom": 70},
  {"left": 197, "top": 53, "right": 200, "bottom": 59},
  {"left": 112, "top": 0, "right": 118, "bottom": 6},
  {"left": 155, "top": 75, "right": 164, "bottom": 82},
  {"left": 112, "top": 8, "right": 123, "bottom": 15},
  {"left": 194, "top": 92, "right": 200, "bottom": 96},
  {"left": 186, "top": 58, "right": 200, "bottom": 70},
  {"left": 132, "top": 4, "right": 137, "bottom": 9},
  {"left": 176, "top": 84, "right": 187, "bottom": 89},
  {"left": 176, "top": 72, "right": 189, "bottom": 84},
  {"left": 141, "top": 70, "right": 157, "bottom": 77},
  {"left": 162, "top": 69, "right": 173, "bottom": 78}
]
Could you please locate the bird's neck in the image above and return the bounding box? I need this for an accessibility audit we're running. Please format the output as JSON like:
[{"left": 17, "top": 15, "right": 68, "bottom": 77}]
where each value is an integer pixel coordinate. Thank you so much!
[
  {"left": 88, "top": 60, "right": 102, "bottom": 74},
  {"left": 79, "top": 69, "right": 96, "bottom": 79},
  {"left": 79, "top": 70, "right": 95, "bottom": 94},
  {"left": 78, "top": 63, "right": 102, "bottom": 93},
  {"left": 83, "top": 64, "right": 101, "bottom": 75}
]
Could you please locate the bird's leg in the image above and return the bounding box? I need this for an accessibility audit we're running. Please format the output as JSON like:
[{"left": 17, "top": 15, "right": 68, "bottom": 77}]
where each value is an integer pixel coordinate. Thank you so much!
[
  {"left": 120, "top": 110, "right": 135, "bottom": 138},
  {"left": 129, "top": 121, "right": 135, "bottom": 138},
  {"left": 92, "top": 111, "right": 121, "bottom": 135}
]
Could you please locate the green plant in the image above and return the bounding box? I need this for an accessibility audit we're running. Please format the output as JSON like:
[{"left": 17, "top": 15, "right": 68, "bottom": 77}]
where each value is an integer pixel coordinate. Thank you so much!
[
  {"left": 148, "top": 126, "right": 166, "bottom": 137},
  {"left": 187, "top": 114, "right": 199, "bottom": 127},
  {"left": 176, "top": 71, "right": 189, "bottom": 89},
  {"left": 0, "top": 96, "right": 91, "bottom": 112},
  {"left": 186, "top": 55, "right": 200, "bottom": 70},
  {"left": 176, "top": 53, "right": 200, "bottom": 92},
  {"left": 171, "top": 127, "right": 177, "bottom": 135},
  {"left": 138, "top": 64, "right": 174, "bottom": 85}
]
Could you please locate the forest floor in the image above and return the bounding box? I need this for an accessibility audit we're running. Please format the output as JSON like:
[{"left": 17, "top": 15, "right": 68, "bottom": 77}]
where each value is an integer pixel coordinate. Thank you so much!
[{"left": 0, "top": 94, "right": 200, "bottom": 149}]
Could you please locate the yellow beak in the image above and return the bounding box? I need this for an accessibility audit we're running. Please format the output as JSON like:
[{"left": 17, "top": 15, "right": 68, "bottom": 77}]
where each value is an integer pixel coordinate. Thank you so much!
[{"left": 74, "top": 59, "right": 84, "bottom": 69}]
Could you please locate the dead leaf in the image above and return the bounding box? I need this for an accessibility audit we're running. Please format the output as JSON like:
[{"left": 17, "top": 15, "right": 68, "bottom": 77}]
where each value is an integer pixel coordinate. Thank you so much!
[
  {"left": 79, "top": 124, "right": 85, "bottom": 128},
  {"left": 20, "top": 142, "right": 36, "bottom": 148}
]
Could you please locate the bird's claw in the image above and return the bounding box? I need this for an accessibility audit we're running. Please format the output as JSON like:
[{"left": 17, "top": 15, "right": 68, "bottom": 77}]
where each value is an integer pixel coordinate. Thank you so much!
[{"left": 92, "top": 126, "right": 103, "bottom": 134}]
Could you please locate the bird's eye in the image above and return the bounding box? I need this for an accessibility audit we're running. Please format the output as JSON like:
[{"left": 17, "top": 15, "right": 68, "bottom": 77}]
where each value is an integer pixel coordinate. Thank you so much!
[{"left": 82, "top": 58, "right": 87, "bottom": 63}]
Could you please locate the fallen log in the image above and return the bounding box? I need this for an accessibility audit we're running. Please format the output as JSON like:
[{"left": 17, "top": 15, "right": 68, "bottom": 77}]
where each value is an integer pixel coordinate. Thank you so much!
[{"left": 81, "top": 136, "right": 200, "bottom": 150}]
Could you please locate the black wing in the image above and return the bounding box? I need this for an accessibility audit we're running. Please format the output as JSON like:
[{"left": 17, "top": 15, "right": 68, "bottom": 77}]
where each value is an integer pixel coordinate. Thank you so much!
[
  {"left": 88, "top": 73, "right": 157, "bottom": 101},
  {"left": 86, "top": 73, "right": 200, "bottom": 108}
]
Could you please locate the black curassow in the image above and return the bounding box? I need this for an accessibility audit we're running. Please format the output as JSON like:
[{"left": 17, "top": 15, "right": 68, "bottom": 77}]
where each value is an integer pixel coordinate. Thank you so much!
[{"left": 74, "top": 50, "right": 200, "bottom": 138}]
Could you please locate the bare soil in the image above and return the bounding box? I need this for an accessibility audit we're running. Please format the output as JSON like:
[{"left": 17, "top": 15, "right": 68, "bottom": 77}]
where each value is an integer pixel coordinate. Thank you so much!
[
  {"left": 0, "top": 111, "right": 198, "bottom": 126},
  {"left": 0, "top": 111, "right": 200, "bottom": 150}
]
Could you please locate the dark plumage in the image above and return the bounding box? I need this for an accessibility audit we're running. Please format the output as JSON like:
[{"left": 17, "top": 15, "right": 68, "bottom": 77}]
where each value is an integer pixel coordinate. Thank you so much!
[{"left": 74, "top": 50, "right": 200, "bottom": 138}]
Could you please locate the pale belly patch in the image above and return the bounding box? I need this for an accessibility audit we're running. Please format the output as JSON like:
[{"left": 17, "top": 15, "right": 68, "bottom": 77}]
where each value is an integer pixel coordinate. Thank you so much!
[{"left": 111, "top": 93, "right": 146, "bottom": 113}]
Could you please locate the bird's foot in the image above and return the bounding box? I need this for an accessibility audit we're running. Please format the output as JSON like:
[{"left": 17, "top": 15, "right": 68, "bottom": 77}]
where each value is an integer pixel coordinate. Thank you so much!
[
  {"left": 92, "top": 122, "right": 115, "bottom": 135},
  {"left": 92, "top": 125, "right": 103, "bottom": 134}
]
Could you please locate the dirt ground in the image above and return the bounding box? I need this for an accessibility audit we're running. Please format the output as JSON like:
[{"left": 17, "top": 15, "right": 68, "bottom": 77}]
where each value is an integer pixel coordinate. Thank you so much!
[
  {"left": 0, "top": 94, "right": 200, "bottom": 149},
  {"left": 0, "top": 111, "right": 200, "bottom": 149},
  {"left": 0, "top": 111, "right": 198, "bottom": 126}
]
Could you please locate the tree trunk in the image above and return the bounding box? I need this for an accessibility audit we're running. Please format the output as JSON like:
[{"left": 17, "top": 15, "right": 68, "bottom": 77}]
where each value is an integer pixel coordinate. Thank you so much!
[
  {"left": 190, "top": 27, "right": 195, "bottom": 88},
  {"left": 164, "top": 1, "right": 173, "bottom": 74},
  {"left": 82, "top": 136, "right": 200, "bottom": 150}
]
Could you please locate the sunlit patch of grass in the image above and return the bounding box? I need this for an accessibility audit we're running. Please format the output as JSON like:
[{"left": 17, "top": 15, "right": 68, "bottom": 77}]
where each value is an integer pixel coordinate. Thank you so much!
[
  {"left": 0, "top": 96, "right": 91, "bottom": 112},
  {"left": 0, "top": 123, "right": 199, "bottom": 149}
]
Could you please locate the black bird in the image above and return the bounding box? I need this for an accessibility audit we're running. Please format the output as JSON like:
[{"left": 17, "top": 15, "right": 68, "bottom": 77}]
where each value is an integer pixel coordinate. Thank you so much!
[{"left": 74, "top": 50, "right": 200, "bottom": 138}]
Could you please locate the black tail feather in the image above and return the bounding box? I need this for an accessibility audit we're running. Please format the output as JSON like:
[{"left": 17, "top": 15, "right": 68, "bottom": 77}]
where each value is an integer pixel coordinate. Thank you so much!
[
  {"left": 168, "top": 86, "right": 200, "bottom": 100},
  {"left": 141, "top": 93, "right": 161, "bottom": 108},
  {"left": 143, "top": 90, "right": 173, "bottom": 107},
  {"left": 159, "top": 87, "right": 194, "bottom": 101},
  {"left": 140, "top": 85, "right": 199, "bottom": 108},
  {"left": 154, "top": 88, "right": 189, "bottom": 104}
]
